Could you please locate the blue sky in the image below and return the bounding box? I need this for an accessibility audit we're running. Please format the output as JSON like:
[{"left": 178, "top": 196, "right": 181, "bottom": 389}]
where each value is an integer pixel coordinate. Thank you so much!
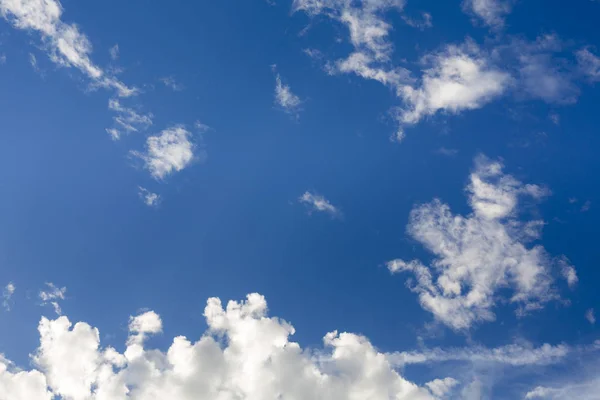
[{"left": 0, "top": 0, "right": 599, "bottom": 398}]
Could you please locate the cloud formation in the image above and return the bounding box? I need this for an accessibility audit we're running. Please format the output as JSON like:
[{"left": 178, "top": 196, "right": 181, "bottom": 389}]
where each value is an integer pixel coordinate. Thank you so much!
[
  {"left": 0, "top": 0, "right": 136, "bottom": 96},
  {"left": 396, "top": 42, "right": 510, "bottom": 140},
  {"left": 137, "top": 187, "right": 161, "bottom": 208},
  {"left": 2, "top": 282, "right": 15, "bottom": 311},
  {"left": 388, "top": 155, "right": 573, "bottom": 330},
  {"left": 388, "top": 342, "right": 569, "bottom": 367},
  {"left": 299, "top": 191, "right": 341, "bottom": 217},
  {"left": 462, "top": 0, "right": 512, "bottom": 28},
  {"left": 132, "top": 126, "right": 196, "bottom": 180},
  {"left": 274, "top": 71, "right": 302, "bottom": 116},
  {"left": 0, "top": 293, "right": 444, "bottom": 399},
  {"left": 39, "top": 282, "right": 66, "bottom": 316},
  {"left": 106, "top": 99, "right": 153, "bottom": 140}
]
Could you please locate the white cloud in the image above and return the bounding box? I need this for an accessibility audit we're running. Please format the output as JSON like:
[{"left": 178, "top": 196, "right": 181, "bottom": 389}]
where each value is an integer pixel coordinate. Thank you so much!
[
  {"left": 397, "top": 42, "right": 510, "bottom": 137},
  {"left": 504, "top": 35, "right": 580, "bottom": 104},
  {"left": 388, "top": 342, "right": 569, "bottom": 367},
  {"left": 576, "top": 48, "right": 600, "bottom": 82},
  {"left": 586, "top": 309, "right": 596, "bottom": 325},
  {"left": 0, "top": 53, "right": 5, "bottom": 64},
  {"left": 387, "top": 155, "right": 571, "bottom": 330},
  {"left": 402, "top": 11, "right": 432, "bottom": 30},
  {"left": 109, "top": 44, "right": 119, "bottom": 61},
  {"left": 0, "top": 293, "right": 442, "bottom": 399},
  {"left": 558, "top": 256, "right": 578, "bottom": 289},
  {"left": 425, "top": 377, "right": 459, "bottom": 397},
  {"left": 274, "top": 71, "right": 302, "bottom": 116},
  {"left": 106, "top": 99, "right": 153, "bottom": 140},
  {"left": 0, "top": 0, "right": 135, "bottom": 97},
  {"left": 525, "top": 378, "right": 600, "bottom": 400},
  {"left": 160, "top": 76, "right": 184, "bottom": 91},
  {"left": 294, "top": 0, "right": 405, "bottom": 61},
  {"left": 2, "top": 282, "right": 15, "bottom": 311},
  {"left": 137, "top": 187, "right": 161, "bottom": 208},
  {"left": 299, "top": 191, "right": 341, "bottom": 217},
  {"left": 132, "top": 126, "right": 196, "bottom": 180},
  {"left": 462, "top": 0, "right": 512, "bottom": 28},
  {"left": 0, "top": 355, "right": 52, "bottom": 400},
  {"left": 39, "top": 282, "right": 66, "bottom": 316}
]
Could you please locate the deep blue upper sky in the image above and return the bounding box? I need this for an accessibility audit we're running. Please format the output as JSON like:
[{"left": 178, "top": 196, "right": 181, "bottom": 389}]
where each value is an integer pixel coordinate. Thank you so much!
[{"left": 0, "top": 0, "right": 599, "bottom": 399}]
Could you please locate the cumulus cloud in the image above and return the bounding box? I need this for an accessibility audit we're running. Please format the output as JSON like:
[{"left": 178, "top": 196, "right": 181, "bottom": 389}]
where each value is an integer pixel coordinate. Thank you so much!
[
  {"left": 462, "top": 0, "right": 512, "bottom": 28},
  {"left": 585, "top": 308, "right": 596, "bottom": 325},
  {"left": 132, "top": 126, "right": 196, "bottom": 180},
  {"left": 299, "top": 191, "right": 341, "bottom": 217},
  {"left": 576, "top": 48, "right": 600, "bottom": 82},
  {"left": 425, "top": 377, "right": 459, "bottom": 397},
  {"left": 273, "top": 70, "right": 302, "bottom": 116},
  {"left": 388, "top": 342, "right": 569, "bottom": 367},
  {"left": 137, "top": 187, "right": 161, "bottom": 207},
  {"left": 2, "top": 282, "right": 15, "bottom": 311},
  {"left": 0, "top": 0, "right": 136, "bottom": 96},
  {"left": 39, "top": 283, "right": 66, "bottom": 316},
  {"left": 0, "top": 293, "right": 443, "bottom": 399},
  {"left": 387, "top": 155, "right": 572, "bottom": 330},
  {"left": 396, "top": 42, "right": 510, "bottom": 139},
  {"left": 106, "top": 99, "right": 153, "bottom": 140}
]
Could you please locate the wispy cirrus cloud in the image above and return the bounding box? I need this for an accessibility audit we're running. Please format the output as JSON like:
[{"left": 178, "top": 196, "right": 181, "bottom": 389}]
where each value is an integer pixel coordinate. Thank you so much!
[
  {"left": 106, "top": 99, "right": 153, "bottom": 140},
  {"left": 0, "top": 0, "right": 136, "bottom": 97}
]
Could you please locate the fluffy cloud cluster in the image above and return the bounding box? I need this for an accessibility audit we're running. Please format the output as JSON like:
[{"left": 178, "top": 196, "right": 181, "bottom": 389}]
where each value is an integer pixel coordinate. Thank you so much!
[
  {"left": 132, "top": 126, "right": 196, "bottom": 180},
  {"left": 395, "top": 42, "right": 509, "bottom": 140},
  {"left": 0, "top": 293, "right": 449, "bottom": 399},
  {"left": 0, "top": 0, "right": 135, "bottom": 97},
  {"left": 462, "top": 0, "right": 512, "bottom": 28},
  {"left": 388, "top": 155, "right": 575, "bottom": 330}
]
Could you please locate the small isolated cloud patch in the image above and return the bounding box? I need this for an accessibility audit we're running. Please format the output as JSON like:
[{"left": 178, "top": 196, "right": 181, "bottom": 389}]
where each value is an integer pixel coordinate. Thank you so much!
[
  {"left": 39, "top": 282, "right": 66, "bottom": 316},
  {"left": 273, "top": 69, "right": 302, "bottom": 116},
  {"left": 160, "top": 76, "right": 184, "bottom": 91},
  {"left": 3, "top": 282, "right": 15, "bottom": 311},
  {"left": 132, "top": 126, "right": 197, "bottom": 180},
  {"left": 586, "top": 308, "right": 596, "bottom": 325},
  {"left": 299, "top": 191, "right": 341, "bottom": 218},
  {"left": 106, "top": 99, "right": 153, "bottom": 140},
  {"left": 138, "top": 187, "right": 161, "bottom": 207}
]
